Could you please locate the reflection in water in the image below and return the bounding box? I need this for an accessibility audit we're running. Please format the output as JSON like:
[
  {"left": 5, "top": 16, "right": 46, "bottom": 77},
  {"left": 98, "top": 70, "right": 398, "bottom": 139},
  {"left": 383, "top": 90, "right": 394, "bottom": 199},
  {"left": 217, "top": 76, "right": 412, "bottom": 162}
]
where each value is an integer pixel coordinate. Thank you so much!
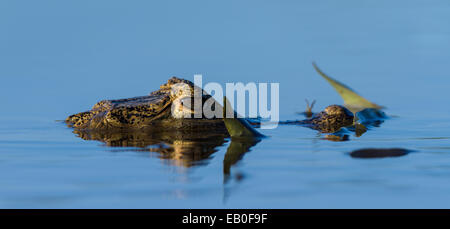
[
  {"left": 73, "top": 129, "right": 228, "bottom": 167},
  {"left": 322, "top": 134, "right": 349, "bottom": 142},
  {"left": 72, "top": 128, "right": 261, "bottom": 203},
  {"left": 223, "top": 138, "right": 261, "bottom": 183},
  {"left": 315, "top": 128, "right": 351, "bottom": 142},
  {"left": 222, "top": 137, "right": 261, "bottom": 203},
  {"left": 349, "top": 148, "right": 412, "bottom": 159},
  {"left": 72, "top": 129, "right": 260, "bottom": 173}
]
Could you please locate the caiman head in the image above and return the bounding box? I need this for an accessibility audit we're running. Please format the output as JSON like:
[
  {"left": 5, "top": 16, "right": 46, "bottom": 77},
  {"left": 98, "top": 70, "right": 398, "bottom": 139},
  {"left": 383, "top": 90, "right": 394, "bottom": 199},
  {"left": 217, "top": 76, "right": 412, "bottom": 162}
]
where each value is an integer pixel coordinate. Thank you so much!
[
  {"left": 65, "top": 77, "right": 223, "bottom": 130},
  {"left": 307, "top": 104, "right": 355, "bottom": 133}
]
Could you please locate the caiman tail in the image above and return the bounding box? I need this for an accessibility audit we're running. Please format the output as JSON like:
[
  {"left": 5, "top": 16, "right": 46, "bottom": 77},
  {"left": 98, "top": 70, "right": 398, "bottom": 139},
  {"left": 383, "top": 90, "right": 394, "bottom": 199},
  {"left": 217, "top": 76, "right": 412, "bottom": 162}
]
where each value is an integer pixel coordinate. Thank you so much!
[{"left": 222, "top": 97, "right": 264, "bottom": 139}]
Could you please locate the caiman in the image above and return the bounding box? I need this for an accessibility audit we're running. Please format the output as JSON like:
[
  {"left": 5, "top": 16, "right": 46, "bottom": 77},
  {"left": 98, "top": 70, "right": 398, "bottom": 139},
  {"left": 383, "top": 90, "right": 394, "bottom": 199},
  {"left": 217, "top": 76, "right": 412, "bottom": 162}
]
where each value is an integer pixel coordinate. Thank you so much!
[
  {"left": 281, "top": 104, "right": 355, "bottom": 133},
  {"left": 65, "top": 77, "right": 359, "bottom": 137}
]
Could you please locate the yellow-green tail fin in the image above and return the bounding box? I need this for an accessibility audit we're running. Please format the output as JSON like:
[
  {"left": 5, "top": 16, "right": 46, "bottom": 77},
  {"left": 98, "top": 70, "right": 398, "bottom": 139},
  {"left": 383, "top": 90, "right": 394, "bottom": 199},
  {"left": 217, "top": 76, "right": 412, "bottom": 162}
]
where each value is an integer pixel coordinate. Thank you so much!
[
  {"left": 313, "top": 62, "right": 384, "bottom": 112},
  {"left": 222, "top": 97, "right": 264, "bottom": 138}
]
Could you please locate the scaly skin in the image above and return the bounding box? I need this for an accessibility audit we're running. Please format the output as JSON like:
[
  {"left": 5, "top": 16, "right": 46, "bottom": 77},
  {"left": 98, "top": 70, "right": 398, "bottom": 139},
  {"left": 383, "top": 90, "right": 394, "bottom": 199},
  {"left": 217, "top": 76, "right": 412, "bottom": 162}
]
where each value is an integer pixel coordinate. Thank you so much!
[
  {"left": 281, "top": 105, "right": 354, "bottom": 133},
  {"left": 65, "top": 77, "right": 227, "bottom": 131},
  {"left": 66, "top": 78, "right": 354, "bottom": 134},
  {"left": 73, "top": 128, "right": 227, "bottom": 167}
]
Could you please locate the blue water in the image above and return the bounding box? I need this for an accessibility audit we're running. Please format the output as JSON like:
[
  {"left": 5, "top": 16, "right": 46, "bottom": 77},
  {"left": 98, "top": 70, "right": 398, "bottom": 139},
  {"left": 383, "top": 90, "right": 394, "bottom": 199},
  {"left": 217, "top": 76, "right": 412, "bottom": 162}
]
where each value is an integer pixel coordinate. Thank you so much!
[{"left": 1, "top": 0, "right": 450, "bottom": 208}]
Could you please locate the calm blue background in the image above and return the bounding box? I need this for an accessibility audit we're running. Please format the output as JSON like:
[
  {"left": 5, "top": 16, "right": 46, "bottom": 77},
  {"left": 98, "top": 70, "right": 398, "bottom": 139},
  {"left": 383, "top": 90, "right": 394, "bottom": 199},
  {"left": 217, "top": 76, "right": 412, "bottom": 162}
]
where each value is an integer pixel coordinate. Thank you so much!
[{"left": 1, "top": 0, "right": 450, "bottom": 208}]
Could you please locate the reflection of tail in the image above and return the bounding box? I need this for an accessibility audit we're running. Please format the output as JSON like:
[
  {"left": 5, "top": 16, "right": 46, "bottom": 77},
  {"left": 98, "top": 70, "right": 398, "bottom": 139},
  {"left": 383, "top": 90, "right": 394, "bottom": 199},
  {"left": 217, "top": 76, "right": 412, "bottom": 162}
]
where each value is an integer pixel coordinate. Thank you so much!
[
  {"left": 222, "top": 97, "right": 264, "bottom": 138},
  {"left": 222, "top": 137, "right": 261, "bottom": 207},
  {"left": 223, "top": 138, "right": 260, "bottom": 180}
]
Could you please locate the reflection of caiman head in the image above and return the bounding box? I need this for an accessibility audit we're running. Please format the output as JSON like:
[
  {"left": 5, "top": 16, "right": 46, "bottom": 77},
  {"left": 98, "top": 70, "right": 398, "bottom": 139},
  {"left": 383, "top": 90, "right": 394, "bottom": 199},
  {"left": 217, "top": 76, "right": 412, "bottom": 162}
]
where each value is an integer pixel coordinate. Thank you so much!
[{"left": 73, "top": 129, "right": 227, "bottom": 168}]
